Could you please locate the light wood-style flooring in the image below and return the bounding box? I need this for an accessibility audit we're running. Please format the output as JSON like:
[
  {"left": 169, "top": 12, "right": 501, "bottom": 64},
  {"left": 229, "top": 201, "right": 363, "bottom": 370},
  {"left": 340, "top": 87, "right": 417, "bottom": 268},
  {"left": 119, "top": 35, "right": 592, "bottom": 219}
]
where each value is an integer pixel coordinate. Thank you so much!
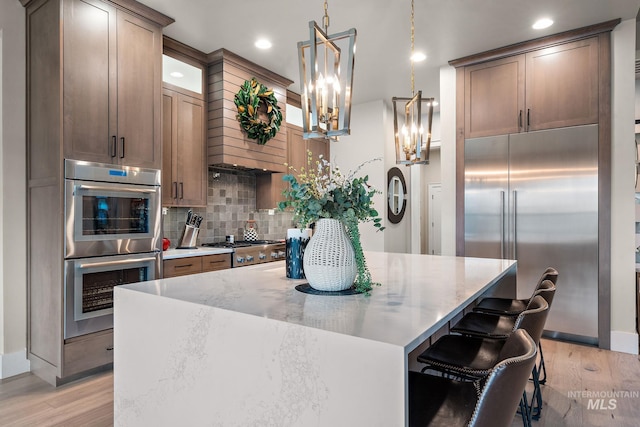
[{"left": 1, "top": 338, "right": 639, "bottom": 426}]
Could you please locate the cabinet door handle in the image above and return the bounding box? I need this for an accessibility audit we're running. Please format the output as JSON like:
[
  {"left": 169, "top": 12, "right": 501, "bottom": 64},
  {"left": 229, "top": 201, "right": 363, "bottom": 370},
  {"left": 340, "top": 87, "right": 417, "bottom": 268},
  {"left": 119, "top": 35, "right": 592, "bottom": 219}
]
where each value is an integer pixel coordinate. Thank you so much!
[
  {"left": 179, "top": 182, "right": 184, "bottom": 199},
  {"left": 119, "top": 137, "right": 125, "bottom": 158},
  {"left": 518, "top": 110, "right": 523, "bottom": 130},
  {"left": 111, "top": 136, "right": 117, "bottom": 158},
  {"left": 526, "top": 109, "right": 530, "bottom": 131},
  {"left": 172, "top": 182, "right": 178, "bottom": 199}
]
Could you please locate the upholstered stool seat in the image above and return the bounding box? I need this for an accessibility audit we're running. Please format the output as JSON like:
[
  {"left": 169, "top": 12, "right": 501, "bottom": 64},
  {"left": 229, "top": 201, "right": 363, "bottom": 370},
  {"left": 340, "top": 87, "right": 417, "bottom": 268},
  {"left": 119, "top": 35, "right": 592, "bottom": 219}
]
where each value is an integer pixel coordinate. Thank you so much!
[
  {"left": 417, "top": 295, "right": 550, "bottom": 426},
  {"left": 410, "top": 329, "right": 538, "bottom": 427},
  {"left": 474, "top": 267, "right": 558, "bottom": 316}
]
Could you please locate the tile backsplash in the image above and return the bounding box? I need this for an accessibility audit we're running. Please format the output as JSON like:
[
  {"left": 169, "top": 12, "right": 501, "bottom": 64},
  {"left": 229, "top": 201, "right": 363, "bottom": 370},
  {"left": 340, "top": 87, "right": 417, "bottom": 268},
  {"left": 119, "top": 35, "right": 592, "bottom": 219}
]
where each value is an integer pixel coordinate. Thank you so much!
[{"left": 163, "top": 169, "right": 295, "bottom": 247}]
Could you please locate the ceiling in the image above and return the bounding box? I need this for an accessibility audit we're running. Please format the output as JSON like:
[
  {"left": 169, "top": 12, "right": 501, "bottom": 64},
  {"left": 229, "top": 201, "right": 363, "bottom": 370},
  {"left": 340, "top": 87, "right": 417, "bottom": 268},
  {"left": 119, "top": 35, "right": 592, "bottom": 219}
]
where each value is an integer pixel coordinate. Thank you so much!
[{"left": 139, "top": 0, "right": 640, "bottom": 106}]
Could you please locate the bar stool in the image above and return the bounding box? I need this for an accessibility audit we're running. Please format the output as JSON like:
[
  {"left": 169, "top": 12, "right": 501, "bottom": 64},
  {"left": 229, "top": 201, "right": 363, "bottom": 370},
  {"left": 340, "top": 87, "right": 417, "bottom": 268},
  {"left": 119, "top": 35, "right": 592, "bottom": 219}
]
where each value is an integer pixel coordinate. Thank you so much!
[
  {"left": 474, "top": 267, "right": 558, "bottom": 385},
  {"left": 417, "top": 295, "right": 549, "bottom": 427},
  {"left": 474, "top": 267, "right": 558, "bottom": 316},
  {"left": 409, "top": 329, "right": 538, "bottom": 427}
]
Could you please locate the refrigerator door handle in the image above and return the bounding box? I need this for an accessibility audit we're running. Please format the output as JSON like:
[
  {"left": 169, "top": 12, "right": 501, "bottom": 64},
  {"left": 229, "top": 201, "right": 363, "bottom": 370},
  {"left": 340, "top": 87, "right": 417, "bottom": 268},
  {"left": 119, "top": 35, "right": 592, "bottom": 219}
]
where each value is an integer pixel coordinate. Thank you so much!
[
  {"left": 512, "top": 190, "right": 518, "bottom": 259},
  {"left": 500, "top": 191, "right": 505, "bottom": 259}
]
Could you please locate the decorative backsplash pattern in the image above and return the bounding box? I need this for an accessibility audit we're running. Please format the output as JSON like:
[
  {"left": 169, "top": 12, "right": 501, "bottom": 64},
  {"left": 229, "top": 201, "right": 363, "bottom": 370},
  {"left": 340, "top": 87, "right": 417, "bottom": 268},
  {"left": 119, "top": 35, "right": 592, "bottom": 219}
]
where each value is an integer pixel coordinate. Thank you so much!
[{"left": 163, "top": 169, "right": 295, "bottom": 247}]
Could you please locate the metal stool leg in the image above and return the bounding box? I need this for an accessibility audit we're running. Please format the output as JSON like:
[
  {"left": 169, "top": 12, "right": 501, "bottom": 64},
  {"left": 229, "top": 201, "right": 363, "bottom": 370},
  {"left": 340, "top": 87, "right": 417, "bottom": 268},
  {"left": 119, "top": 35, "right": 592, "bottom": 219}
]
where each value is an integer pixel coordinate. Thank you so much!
[
  {"left": 530, "top": 364, "right": 543, "bottom": 420},
  {"left": 538, "top": 341, "right": 547, "bottom": 385},
  {"left": 519, "top": 390, "right": 533, "bottom": 427}
]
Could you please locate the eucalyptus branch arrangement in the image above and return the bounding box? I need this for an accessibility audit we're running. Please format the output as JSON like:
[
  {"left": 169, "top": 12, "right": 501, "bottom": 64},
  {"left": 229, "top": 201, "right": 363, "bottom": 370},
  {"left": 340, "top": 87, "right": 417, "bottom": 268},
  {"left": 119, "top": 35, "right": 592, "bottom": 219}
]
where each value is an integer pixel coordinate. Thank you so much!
[{"left": 278, "top": 152, "right": 384, "bottom": 294}]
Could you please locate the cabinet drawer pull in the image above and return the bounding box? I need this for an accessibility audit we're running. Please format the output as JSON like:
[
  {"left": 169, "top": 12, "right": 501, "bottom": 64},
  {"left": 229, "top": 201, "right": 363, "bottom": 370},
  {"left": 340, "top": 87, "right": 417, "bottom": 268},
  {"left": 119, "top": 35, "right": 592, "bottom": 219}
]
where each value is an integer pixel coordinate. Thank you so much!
[
  {"left": 174, "top": 264, "right": 193, "bottom": 268},
  {"left": 106, "top": 346, "right": 114, "bottom": 351},
  {"left": 120, "top": 137, "right": 125, "bottom": 158},
  {"left": 209, "top": 260, "right": 225, "bottom": 264},
  {"left": 111, "top": 136, "right": 117, "bottom": 158}
]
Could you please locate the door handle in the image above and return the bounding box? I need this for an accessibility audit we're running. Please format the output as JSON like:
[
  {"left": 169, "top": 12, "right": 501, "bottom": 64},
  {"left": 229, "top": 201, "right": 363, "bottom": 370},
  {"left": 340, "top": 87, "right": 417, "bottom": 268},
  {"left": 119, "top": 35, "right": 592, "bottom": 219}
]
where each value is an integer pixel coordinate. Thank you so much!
[
  {"left": 111, "top": 136, "right": 117, "bottom": 158},
  {"left": 512, "top": 190, "right": 518, "bottom": 260},
  {"left": 79, "top": 256, "right": 157, "bottom": 269},
  {"left": 76, "top": 184, "right": 153, "bottom": 194},
  {"left": 172, "top": 182, "right": 178, "bottom": 199},
  {"left": 526, "top": 109, "right": 530, "bottom": 131},
  {"left": 179, "top": 182, "right": 184, "bottom": 199},
  {"left": 518, "top": 110, "right": 523, "bottom": 131},
  {"left": 119, "top": 137, "right": 125, "bottom": 158},
  {"left": 500, "top": 191, "right": 505, "bottom": 259}
]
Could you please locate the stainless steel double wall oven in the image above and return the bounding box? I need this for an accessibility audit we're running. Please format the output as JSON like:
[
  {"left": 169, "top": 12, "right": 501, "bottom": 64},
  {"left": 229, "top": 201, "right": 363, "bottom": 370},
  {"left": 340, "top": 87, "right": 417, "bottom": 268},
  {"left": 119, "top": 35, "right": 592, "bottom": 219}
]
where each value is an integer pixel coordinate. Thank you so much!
[{"left": 64, "top": 159, "right": 161, "bottom": 338}]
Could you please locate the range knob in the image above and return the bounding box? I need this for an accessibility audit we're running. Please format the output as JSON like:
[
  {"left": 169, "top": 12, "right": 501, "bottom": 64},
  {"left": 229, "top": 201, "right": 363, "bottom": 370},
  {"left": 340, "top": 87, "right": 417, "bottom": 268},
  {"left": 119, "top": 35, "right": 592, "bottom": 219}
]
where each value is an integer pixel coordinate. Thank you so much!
[
  {"left": 277, "top": 251, "right": 285, "bottom": 259},
  {"left": 236, "top": 256, "right": 245, "bottom": 264},
  {"left": 246, "top": 255, "right": 254, "bottom": 262},
  {"left": 270, "top": 252, "right": 277, "bottom": 259},
  {"left": 259, "top": 252, "right": 266, "bottom": 260}
]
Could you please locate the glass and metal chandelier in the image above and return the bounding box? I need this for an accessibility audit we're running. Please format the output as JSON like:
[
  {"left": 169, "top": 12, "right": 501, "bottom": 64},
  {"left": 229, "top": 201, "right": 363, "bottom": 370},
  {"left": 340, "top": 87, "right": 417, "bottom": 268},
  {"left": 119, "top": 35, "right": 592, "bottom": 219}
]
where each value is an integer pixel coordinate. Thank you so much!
[
  {"left": 297, "top": 1, "right": 357, "bottom": 141},
  {"left": 392, "top": 0, "right": 435, "bottom": 165}
]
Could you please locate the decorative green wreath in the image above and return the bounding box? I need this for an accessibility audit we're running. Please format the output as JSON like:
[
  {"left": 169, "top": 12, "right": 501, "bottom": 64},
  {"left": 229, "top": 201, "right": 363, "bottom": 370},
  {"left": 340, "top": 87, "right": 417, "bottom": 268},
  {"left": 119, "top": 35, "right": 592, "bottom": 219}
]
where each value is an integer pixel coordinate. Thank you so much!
[{"left": 234, "top": 78, "right": 283, "bottom": 145}]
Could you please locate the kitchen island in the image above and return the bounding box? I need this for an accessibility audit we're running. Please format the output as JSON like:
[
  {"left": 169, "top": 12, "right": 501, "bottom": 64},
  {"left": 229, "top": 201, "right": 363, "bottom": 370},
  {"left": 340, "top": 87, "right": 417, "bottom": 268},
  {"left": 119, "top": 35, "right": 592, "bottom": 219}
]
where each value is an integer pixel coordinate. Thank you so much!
[{"left": 114, "top": 252, "right": 516, "bottom": 426}]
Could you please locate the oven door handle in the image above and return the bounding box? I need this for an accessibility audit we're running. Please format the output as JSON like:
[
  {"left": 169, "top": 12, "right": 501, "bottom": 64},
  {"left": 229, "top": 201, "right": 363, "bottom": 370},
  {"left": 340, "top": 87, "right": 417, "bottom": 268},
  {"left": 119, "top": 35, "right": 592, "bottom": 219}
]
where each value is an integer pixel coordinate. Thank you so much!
[
  {"left": 76, "top": 184, "right": 156, "bottom": 194},
  {"left": 79, "top": 256, "right": 157, "bottom": 269}
]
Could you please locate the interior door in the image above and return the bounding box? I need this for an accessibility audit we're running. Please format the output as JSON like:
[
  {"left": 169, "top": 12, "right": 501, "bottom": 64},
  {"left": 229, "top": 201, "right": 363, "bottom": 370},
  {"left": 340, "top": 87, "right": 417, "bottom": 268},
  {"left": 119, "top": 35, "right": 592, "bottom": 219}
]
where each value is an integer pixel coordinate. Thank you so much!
[
  {"left": 509, "top": 125, "right": 598, "bottom": 341},
  {"left": 464, "top": 135, "right": 509, "bottom": 259}
]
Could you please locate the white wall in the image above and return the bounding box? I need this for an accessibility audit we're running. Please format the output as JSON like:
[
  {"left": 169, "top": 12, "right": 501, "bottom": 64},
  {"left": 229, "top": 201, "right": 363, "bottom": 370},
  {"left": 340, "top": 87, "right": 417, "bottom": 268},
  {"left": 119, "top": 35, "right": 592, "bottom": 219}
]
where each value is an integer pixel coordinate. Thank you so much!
[
  {"left": 331, "top": 100, "right": 392, "bottom": 252},
  {"left": 610, "top": 18, "right": 639, "bottom": 354},
  {"left": 439, "top": 66, "right": 458, "bottom": 256},
  {"left": 0, "top": 1, "right": 29, "bottom": 378}
]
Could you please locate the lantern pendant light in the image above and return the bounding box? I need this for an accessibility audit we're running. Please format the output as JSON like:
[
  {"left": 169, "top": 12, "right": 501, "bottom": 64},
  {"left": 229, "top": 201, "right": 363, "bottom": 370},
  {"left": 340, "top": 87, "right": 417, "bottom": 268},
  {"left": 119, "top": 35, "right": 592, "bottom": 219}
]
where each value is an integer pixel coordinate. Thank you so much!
[
  {"left": 297, "top": 0, "right": 357, "bottom": 141},
  {"left": 392, "top": 0, "right": 435, "bottom": 165}
]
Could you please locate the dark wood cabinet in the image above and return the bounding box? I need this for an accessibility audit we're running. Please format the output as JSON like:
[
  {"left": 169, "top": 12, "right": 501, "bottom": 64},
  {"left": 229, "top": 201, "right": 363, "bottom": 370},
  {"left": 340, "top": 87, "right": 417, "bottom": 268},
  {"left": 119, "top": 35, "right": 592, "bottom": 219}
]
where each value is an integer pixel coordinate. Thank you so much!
[
  {"left": 256, "top": 123, "right": 330, "bottom": 210},
  {"left": 23, "top": 0, "right": 172, "bottom": 385},
  {"left": 60, "top": 0, "right": 162, "bottom": 168},
  {"left": 163, "top": 253, "right": 231, "bottom": 278},
  {"left": 525, "top": 38, "right": 599, "bottom": 131},
  {"left": 463, "top": 37, "right": 599, "bottom": 138},
  {"left": 162, "top": 88, "right": 207, "bottom": 207},
  {"left": 464, "top": 55, "right": 525, "bottom": 139}
]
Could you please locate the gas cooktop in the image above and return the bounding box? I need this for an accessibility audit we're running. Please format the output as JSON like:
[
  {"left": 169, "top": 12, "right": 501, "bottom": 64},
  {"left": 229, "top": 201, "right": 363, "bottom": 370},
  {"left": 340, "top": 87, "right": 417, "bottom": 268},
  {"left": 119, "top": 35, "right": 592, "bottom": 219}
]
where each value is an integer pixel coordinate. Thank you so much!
[{"left": 201, "top": 240, "right": 283, "bottom": 249}]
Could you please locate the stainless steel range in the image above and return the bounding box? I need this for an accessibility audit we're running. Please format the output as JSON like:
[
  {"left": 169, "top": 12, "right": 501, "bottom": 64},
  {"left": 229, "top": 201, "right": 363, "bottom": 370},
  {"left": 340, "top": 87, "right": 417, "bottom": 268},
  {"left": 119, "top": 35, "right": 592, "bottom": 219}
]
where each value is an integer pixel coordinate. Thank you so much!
[{"left": 202, "top": 240, "right": 285, "bottom": 267}]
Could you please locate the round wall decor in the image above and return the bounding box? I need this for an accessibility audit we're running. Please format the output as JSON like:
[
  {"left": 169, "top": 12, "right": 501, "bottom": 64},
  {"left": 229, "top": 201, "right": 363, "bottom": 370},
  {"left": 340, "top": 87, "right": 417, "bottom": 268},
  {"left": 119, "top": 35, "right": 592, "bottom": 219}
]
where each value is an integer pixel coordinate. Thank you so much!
[{"left": 234, "top": 78, "right": 283, "bottom": 145}]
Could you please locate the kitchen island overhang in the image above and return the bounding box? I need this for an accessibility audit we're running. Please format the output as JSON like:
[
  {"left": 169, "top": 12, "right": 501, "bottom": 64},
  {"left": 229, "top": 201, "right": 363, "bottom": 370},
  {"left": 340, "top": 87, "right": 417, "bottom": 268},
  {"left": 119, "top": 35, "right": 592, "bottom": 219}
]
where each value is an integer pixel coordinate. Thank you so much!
[{"left": 114, "top": 252, "right": 516, "bottom": 426}]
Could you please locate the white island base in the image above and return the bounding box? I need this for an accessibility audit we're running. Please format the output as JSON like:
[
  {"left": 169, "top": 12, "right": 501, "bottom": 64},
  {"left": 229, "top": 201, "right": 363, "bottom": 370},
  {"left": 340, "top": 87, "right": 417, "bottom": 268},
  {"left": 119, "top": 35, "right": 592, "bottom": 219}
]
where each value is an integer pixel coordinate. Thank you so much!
[{"left": 114, "top": 252, "right": 516, "bottom": 426}]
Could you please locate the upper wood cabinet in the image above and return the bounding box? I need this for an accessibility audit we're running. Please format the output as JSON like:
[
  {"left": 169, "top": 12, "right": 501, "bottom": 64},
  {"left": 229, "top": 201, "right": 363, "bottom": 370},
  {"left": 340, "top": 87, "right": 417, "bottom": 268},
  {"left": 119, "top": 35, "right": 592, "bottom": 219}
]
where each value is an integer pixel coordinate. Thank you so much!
[
  {"left": 162, "top": 88, "right": 207, "bottom": 207},
  {"left": 463, "top": 36, "right": 599, "bottom": 139},
  {"left": 60, "top": 0, "right": 163, "bottom": 168},
  {"left": 256, "top": 124, "right": 330, "bottom": 210},
  {"left": 465, "top": 55, "right": 525, "bottom": 139},
  {"left": 525, "top": 38, "right": 599, "bottom": 132}
]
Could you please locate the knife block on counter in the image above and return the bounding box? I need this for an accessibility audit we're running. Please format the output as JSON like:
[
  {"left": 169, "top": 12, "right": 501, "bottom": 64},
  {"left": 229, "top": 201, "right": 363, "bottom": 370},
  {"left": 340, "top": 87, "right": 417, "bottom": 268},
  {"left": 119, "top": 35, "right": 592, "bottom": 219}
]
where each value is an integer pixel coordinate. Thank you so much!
[{"left": 176, "top": 224, "right": 200, "bottom": 249}]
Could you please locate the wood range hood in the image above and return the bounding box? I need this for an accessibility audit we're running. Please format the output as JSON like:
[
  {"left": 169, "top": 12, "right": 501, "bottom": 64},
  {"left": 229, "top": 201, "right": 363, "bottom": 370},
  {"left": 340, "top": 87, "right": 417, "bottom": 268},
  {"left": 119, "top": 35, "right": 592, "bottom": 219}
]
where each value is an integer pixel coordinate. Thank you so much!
[{"left": 207, "top": 49, "right": 293, "bottom": 173}]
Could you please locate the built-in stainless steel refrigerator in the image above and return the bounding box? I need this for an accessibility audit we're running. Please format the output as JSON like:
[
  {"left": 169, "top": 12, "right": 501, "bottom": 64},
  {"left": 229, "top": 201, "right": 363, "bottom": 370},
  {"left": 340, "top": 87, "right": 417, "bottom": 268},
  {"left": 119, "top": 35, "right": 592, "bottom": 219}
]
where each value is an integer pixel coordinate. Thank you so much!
[{"left": 465, "top": 124, "right": 599, "bottom": 344}]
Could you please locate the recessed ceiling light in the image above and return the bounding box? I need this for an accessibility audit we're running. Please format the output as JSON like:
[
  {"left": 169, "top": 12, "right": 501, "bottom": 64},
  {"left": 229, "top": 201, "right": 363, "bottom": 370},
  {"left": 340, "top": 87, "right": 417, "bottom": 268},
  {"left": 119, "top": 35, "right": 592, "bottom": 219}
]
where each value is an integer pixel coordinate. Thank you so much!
[
  {"left": 255, "top": 39, "right": 272, "bottom": 49},
  {"left": 532, "top": 18, "right": 553, "bottom": 30},
  {"left": 169, "top": 71, "right": 184, "bottom": 78},
  {"left": 411, "top": 52, "right": 426, "bottom": 62}
]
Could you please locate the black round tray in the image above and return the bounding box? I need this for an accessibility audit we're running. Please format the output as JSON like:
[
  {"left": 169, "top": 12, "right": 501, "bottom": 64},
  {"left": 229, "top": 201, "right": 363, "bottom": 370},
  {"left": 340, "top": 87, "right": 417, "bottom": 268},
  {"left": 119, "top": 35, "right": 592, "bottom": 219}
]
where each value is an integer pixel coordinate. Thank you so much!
[{"left": 295, "top": 283, "right": 363, "bottom": 296}]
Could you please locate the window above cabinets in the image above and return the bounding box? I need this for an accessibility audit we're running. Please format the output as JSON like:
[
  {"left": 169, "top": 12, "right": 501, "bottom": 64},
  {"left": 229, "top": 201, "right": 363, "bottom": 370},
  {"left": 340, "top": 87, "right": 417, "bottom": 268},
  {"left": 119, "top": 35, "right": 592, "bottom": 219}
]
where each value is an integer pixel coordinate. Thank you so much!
[{"left": 162, "top": 54, "right": 204, "bottom": 97}]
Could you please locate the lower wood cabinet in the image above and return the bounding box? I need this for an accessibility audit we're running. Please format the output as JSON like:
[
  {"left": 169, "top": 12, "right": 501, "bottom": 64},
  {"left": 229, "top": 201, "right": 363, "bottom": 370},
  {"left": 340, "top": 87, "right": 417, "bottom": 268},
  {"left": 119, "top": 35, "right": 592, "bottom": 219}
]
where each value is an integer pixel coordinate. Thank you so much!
[
  {"left": 63, "top": 329, "right": 113, "bottom": 378},
  {"left": 163, "top": 253, "right": 231, "bottom": 278}
]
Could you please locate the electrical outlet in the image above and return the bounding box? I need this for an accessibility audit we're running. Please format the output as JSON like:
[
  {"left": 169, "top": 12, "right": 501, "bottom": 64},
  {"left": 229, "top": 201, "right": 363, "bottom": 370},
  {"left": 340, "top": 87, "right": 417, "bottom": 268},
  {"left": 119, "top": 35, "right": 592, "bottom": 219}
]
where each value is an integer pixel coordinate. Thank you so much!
[
  {"left": 162, "top": 207, "right": 168, "bottom": 215},
  {"left": 268, "top": 209, "right": 275, "bottom": 216}
]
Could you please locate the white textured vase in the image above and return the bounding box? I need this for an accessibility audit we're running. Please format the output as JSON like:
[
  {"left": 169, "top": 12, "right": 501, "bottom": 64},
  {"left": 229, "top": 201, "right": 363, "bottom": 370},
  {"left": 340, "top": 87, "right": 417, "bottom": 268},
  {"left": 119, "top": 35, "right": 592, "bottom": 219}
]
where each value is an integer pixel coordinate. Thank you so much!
[{"left": 303, "top": 218, "right": 357, "bottom": 291}]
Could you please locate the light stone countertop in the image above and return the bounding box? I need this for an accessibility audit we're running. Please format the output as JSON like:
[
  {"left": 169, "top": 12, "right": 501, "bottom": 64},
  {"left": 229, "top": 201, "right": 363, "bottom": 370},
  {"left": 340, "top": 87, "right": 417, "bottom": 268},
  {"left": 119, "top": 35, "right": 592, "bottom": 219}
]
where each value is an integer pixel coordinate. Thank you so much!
[
  {"left": 122, "top": 251, "right": 516, "bottom": 353},
  {"left": 161, "top": 247, "right": 233, "bottom": 260}
]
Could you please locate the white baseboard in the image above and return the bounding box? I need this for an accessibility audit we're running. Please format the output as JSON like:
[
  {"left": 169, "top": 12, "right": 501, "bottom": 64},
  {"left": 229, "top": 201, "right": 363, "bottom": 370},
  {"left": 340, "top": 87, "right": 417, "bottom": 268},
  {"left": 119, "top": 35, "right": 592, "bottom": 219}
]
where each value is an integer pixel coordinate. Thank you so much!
[
  {"left": 610, "top": 331, "right": 639, "bottom": 355},
  {"left": 0, "top": 349, "right": 31, "bottom": 379}
]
